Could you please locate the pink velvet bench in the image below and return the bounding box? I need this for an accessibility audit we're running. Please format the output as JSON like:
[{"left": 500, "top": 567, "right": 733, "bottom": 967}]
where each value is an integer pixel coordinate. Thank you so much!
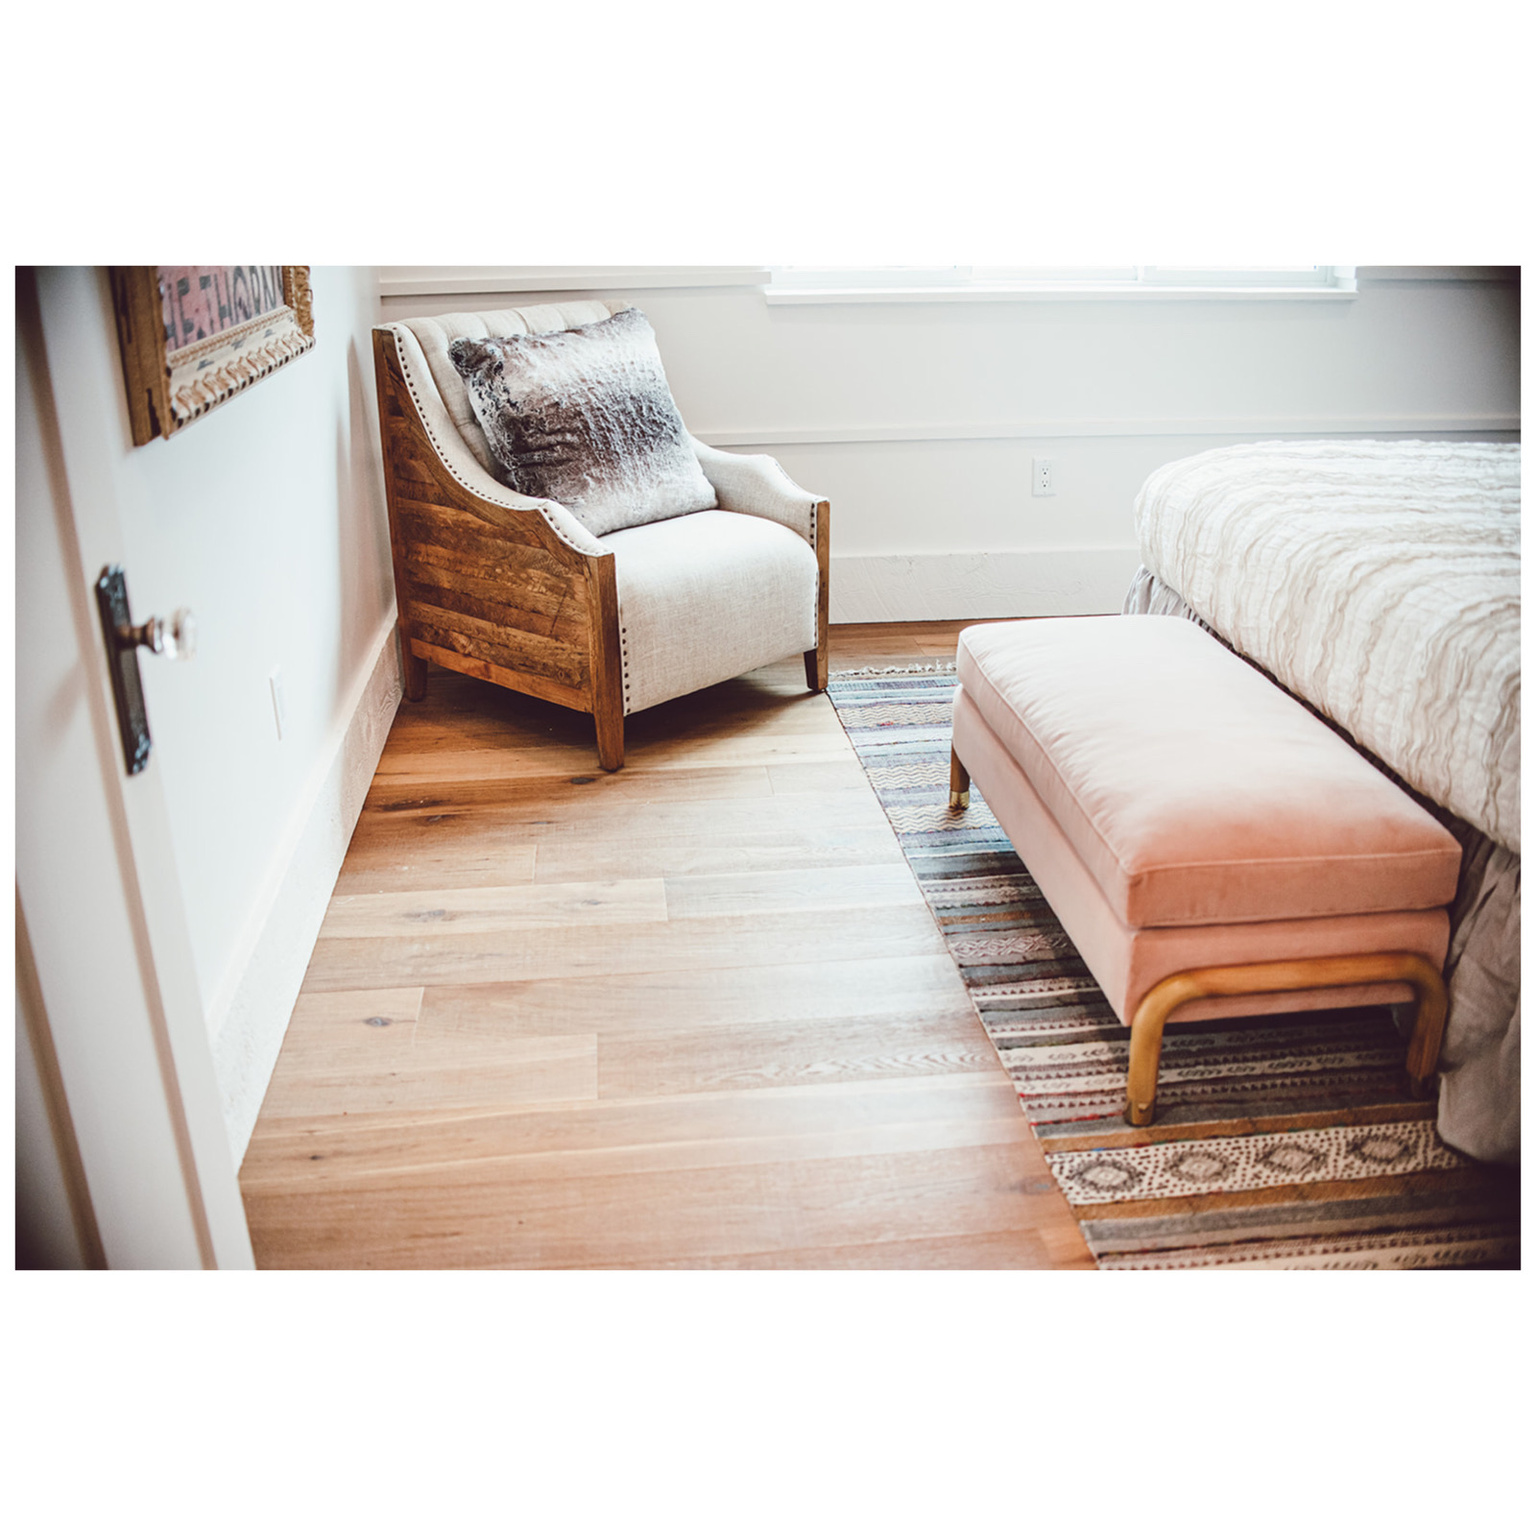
[{"left": 948, "top": 616, "right": 1463, "bottom": 1127}]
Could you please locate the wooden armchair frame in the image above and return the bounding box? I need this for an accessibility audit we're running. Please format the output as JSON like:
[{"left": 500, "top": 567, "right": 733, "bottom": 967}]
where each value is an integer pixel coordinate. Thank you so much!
[{"left": 373, "top": 328, "right": 830, "bottom": 771}]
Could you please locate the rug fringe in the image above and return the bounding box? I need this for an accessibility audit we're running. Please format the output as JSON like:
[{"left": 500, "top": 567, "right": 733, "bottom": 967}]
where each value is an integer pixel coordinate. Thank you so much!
[{"left": 830, "top": 662, "right": 958, "bottom": 678}]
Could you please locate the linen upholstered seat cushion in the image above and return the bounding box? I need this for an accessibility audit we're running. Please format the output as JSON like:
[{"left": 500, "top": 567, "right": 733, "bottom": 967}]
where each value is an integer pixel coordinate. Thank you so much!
[
  {"left": 448, "top": 307, "right": 718, "bottom": 538},
  {"left": 605, "top": 510, "right": 818, "bottom": 715},
  {"left": 956, "top": 616, "right": 1461, "bottom": 929}
]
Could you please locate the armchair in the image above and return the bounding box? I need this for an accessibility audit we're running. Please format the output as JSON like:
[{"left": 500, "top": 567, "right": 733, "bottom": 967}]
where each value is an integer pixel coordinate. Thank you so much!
[{"left": 372, "top": 300, "right": 829, "bottom": 771}]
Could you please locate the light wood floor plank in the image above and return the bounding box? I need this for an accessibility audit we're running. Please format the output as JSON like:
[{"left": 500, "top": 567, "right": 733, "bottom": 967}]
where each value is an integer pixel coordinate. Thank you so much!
[
  {"left": 764, "top": 758, "right": 880, "bottom": 795},
  {"left": 318, "top": 879, "right": 668, "bottom": 940},
  {"left": 244, "top": 1149, "right": 1080, "bottom": 1270},
  {"left": 262, "top": 1033, "right": 596, "bottom": 1120},
  {"left": 301, "top": 905, "right": 952, "bottom": 992},
  {"left": 583, "top": 1227, "right": 1092, "bottom": 1270},
  {"left": 660, "top": 864, "right": 923, "bottom": 921},
  {"left": 591, "top": 1013, "right": 995, "bottom": 1099},
  {"left": 350, "top": 784, "right": 894, "bottom": 855},
  {"left": 332, "top": 835, "right": 538, "bottom": 897},
  {"left": 530, "top": 823, "right": 904, "bottom": 885},
  {"left": 245, "top": 1073, "right": 1036, "bottom": 1175},
  {"left": 257, "top": 985, "right": 598, "bottom": 1120},
  {"left": 363, "top": 762, "right": 777, "bottom": 809},
  {"left": 334, "top": 786, "right": 899, "bottom": 896},
  {"left": 411, "top": 953, "right": 981, "bottom": 1040}
]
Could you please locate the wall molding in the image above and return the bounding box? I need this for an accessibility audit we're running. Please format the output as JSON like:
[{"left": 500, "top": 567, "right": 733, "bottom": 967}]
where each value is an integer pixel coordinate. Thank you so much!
[
  {"left": 210, "top": 614, "right": 403, "bottom": 1165},
  {"left": 765, "top": 285, "right": 1360, "bottom": 306},
  {"left": 830, "top": 549, "right": 1141, "bottom": 624},
  {"left": 379, "top": 267, "right": 772, "bottom": 297},
  {"left": 377, "top": 266, "right": 1517, "bottom": 303},
  {"left": 696, "top": 414, "right": 1520, "bottom": 448},
  {"left": 1357, "top": 266, "right": 1519, "bottom": 284},
  {"left": 766, "top": 267, "right": 1517, "bottom": 304}
]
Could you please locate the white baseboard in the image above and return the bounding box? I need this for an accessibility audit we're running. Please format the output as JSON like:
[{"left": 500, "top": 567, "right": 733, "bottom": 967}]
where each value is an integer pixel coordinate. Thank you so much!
[
  {"left": 829, "top": 549, "right": 1141, "bottom": 623},
  {"left": 212, "top": 618, "right": 403, "bottom": 1166}
]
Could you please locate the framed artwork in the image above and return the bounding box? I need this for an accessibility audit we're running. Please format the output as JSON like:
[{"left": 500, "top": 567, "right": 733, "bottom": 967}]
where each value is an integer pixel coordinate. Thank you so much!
[{"left": 109, "top": 265, "right": 315, "bottom": 445}]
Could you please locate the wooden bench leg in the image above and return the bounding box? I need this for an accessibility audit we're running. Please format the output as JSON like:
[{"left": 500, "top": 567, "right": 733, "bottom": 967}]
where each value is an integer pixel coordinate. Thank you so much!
[
  {"left": 949, "top": 749, "right": 970, "bottom": 810},
  {"left": 1125, "top": 951, "right": 1448, "bottom": 1128}
]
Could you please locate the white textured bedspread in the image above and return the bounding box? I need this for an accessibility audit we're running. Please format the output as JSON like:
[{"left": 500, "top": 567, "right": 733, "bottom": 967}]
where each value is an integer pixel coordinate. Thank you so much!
[{"left": 1135, "top": 440, "right": 1520, "bottom": 853}]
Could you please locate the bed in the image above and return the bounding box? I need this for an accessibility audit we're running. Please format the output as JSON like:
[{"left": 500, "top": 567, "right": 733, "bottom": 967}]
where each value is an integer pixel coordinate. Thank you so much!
[{"left": 1123, "top": 439, "right": 1520, "bottom": 1164}]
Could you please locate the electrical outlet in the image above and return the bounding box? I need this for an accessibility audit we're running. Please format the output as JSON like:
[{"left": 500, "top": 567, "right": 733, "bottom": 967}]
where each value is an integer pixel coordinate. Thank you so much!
[
  {"left": 269, "top": 667, "right": 287, "bottom": 741},
  {"left": 1033, "top": 457, "right": 1057, "bottom": 497}
]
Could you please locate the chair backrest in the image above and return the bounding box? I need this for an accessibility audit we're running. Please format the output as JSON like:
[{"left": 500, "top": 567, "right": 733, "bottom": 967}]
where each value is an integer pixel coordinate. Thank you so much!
[{"left": 386, "top": 300, "right": 629, "bottom": 475}]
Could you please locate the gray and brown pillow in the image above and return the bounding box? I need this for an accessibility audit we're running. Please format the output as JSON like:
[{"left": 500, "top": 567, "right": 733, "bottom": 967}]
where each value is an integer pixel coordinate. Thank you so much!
[{"left": 448, "top": 307, "right": 718, "bottom": 537}]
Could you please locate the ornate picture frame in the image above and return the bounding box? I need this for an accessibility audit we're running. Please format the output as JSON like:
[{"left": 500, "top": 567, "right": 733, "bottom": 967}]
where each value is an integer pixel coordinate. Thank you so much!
[{"left": 109, "top": 265, "right": 316, "bottom": 445}]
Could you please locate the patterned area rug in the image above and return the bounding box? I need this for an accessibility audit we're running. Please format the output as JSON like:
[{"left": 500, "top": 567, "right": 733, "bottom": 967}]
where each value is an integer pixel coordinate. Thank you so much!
[{"left": 828, "top": 666, "right": 1520, "bottom": 1270}]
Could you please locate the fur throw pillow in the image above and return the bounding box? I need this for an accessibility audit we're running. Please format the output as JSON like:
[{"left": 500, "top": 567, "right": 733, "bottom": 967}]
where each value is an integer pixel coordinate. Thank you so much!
[{"left": 448, "top": 307, "right": 718, "bottom": 537}]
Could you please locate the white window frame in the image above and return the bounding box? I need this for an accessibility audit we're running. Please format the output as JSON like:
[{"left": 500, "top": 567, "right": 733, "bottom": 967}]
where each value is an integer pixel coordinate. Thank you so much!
[{"left": 763, "top": 266, "right": 1359, "bottom": 304}]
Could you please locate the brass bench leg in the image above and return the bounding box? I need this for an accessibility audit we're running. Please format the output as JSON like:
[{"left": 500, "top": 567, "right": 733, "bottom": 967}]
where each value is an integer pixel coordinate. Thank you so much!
[
  {"left": 1124, "top": 951, "right": 1448, "bottom": 1128},
  {"left": 949, "top": 749, "right": 970, "bottom": 810}
]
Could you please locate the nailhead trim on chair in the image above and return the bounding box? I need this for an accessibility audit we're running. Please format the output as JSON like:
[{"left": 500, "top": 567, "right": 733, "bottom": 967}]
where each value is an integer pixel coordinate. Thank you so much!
[
  {"left": 620, "top": 624, "right": 632, "bottom": 715},
  {"left": 384, "top": 325, "right": 602, "bottom": 559},
  {"left": 809, "top": 498, "right": 820, "bottom": 630}
]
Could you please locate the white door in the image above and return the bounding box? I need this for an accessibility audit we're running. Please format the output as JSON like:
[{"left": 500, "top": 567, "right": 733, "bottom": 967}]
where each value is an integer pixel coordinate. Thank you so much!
[{"left": 15, "top": 267, "right": 252, "bottom": 1269}]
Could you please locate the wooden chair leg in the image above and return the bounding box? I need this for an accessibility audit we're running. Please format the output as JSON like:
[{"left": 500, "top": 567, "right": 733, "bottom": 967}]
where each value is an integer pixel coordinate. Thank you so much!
[
  {"left": 804, "top": 646, "right": 828, "bottom": 693},
  {"left": 949, "top": 749, "right": 970, "bottom": 810},
  {"left": 586, "top": 550, "right": 624, "bottom": 771},
  {"left": 806, "top": 498, "right": 830, "bottom": 694},
  {"left": 594, "top": 696, "right": 624, "bottom": 773},
  {"left": 402, "top": 636, "right": 428, "bottom": 702},
  {"left": 1124, "top": 951, "right": 1450, "bottom": 1128}
]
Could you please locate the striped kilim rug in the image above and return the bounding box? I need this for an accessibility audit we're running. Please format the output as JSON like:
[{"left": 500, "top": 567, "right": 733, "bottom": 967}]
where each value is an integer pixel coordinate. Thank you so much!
[{"left": 828, "top": 666, "right": 1520, "bottom": 1270}]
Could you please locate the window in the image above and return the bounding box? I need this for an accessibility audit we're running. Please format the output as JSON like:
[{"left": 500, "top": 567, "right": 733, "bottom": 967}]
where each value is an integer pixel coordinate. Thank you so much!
[{"left": 764, "top": 266, "right": 1357, "bottom": 302}]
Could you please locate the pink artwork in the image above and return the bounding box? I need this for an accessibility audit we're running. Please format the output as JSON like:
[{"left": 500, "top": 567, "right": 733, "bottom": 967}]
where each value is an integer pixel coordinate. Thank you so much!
[{"left": 158, "top": 265, "right": 286, "bottom": 354}]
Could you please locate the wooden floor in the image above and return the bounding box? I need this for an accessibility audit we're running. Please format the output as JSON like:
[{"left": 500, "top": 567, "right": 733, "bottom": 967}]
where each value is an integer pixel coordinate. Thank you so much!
[{"left": 239, "top": 621, "right": 1094, "bottom": 1269}]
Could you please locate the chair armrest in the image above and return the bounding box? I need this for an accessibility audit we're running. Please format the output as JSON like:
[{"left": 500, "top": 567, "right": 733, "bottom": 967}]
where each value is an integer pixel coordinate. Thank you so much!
[
  {"left": 690, "top": 437, "right": 820, "bottom": 545},
  {"left": 380, "top": 323, "right": 605, "bottom": 558}
]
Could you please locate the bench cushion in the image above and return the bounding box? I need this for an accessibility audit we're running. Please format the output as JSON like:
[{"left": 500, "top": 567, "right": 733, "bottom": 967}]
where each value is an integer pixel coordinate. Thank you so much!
[
  {"left": 956, "top": 616, "right": 1461, "bottom": 930},
  {"left": 953, "top": 685, "right": 1450, "bottom": 1025}
]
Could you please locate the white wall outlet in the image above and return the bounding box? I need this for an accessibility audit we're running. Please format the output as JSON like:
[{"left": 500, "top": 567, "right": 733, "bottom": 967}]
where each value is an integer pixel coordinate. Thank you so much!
[
  {"left": 1033, "top": 457, "right": 1057, "bottom": 497},
  {"left": 269, "top": 667, "right": 287, "bottom": 742}
]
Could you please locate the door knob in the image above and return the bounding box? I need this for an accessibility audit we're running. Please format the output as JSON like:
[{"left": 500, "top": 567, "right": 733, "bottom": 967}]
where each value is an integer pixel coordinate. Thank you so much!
[{"left": 119, "top": 608, "right": 197, "bottom": 661}]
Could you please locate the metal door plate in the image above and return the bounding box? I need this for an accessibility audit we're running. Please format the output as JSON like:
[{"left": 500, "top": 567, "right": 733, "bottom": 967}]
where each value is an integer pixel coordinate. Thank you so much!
[{"left": 95, "top": 565, "right": 152, "bottom": 774}]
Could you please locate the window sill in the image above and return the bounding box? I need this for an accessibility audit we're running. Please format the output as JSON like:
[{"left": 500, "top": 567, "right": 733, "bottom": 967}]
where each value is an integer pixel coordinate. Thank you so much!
[
  {"left": 379, "top": 267, "right": 773, "bottom": 298},
  {"left": 764, "top": 282, "right": 1360, "bottom": 306}
]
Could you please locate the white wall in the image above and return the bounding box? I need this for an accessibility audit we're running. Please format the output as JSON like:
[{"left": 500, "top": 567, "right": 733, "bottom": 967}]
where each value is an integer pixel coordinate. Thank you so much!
[
  {"left": 381, "top": 268, "right": 1519, "bottom": 619},
  {"left": 32, "top": 267, "right": 399, "bottom": 1162}
]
